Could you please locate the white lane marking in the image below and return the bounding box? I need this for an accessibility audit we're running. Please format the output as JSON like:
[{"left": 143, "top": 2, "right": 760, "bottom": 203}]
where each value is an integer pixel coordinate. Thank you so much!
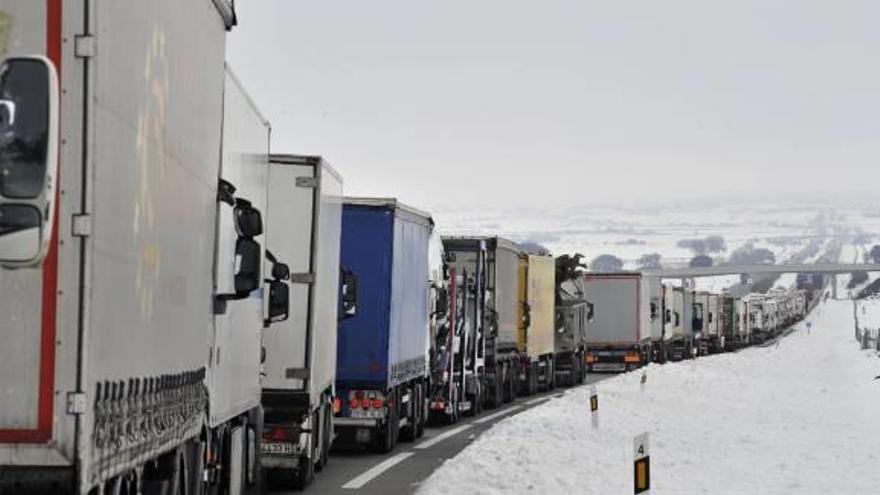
[
  {"left": 341, "top": 452, "right": 415, "bottom": 490},
  {"left": 473, "top": 405, "right": 523, "bottom": 425},
  {"left": 414, "top": 423, "right": 473, "bottom": 450},
  {"left": 524, "top": 394, "right": 563, "bottom": 406}
]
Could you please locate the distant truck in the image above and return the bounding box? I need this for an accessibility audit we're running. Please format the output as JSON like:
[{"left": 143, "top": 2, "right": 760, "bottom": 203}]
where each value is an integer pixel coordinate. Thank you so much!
[
  {"left": 442, "top": 237, "right": 521, "bottom": 409},
  {"left": 692, "top": 291, "right": 711, "bottom": 355},
  {"left": 583, "top": 273, "right": 661, "bottom": 372},
  {"left": 334, "top": 198, "right": 432, "bottom": 452},
  {"left": 664, "top": 285, "right": 696, "bottom": 360},
  {"left": 0, "top": 3, "right": 289, "bottom": 493},
  {"left": 747, "top": 295, "right": 770, "bottom": 343},
  {"left": 428, "top": 235, "right": 485, "bottom": 423},
  {"left": 519, "top": 254, "right": 558, "bottom": 391},
  {"left": 260, "top": 155, "right": 345, "bottom": 487},
  {"left": 720, "top": 294, "right": 746, "bottom": 350},
  {"left": 554, "top": 276, "right": 589, "bottom": 386}
]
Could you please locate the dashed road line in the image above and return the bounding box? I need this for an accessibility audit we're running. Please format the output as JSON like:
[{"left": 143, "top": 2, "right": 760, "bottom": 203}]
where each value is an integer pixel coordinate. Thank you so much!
[
  {"left": 341, "top": 452, "right": 415, "bottom": 489},
  {"left": 414, "top": 424, "right": 474, "bottom": 450}
]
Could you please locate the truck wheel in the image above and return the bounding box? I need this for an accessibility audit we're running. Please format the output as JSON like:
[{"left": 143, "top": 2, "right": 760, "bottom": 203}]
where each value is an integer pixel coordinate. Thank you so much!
[
  {"left": 373, "top": 392, "right": 399, "bottom": 453},
  {"left": 415, "top": 382, "right": 426, "bottom": 439},
  {"left": 528, "top": 366, "right": 538, "bottom": 396},
  {"left": 401, "top": 386, "right": 418, "bottom": 442},
  {"left": 493, "top": 373, "right": 504, "bottom": 408},
  {"left": 295, "top": 450, "right": 314, "bottom": 490},
  {"left": 318, "top": 405, "right": 331, "bottom": 471}
]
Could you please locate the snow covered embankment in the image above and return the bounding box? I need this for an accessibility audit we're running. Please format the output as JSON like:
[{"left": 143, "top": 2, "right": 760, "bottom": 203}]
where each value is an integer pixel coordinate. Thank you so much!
[{"left": 418, "top": 300, "right": 880, "bottom": 495}]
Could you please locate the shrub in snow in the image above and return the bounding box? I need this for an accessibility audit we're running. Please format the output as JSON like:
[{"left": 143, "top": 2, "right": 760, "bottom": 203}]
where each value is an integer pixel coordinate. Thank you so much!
[{"left": 590, "top": 254, "right": 624, "bottom": 272}]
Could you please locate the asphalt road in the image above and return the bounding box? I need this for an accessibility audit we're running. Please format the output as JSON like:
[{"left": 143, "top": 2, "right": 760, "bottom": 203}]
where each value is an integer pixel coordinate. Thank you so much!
[{"left": 273, "top": 374, "right": 609, "bottom": 495}]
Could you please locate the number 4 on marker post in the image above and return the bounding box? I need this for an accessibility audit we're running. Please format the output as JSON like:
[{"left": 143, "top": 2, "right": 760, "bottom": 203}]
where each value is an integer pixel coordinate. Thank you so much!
[{"left": 633, "top": 432, "right": 650, "bottom": 494}]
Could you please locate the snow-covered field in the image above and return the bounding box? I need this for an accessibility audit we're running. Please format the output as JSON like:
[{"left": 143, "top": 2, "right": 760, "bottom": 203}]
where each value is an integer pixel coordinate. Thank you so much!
[{"left": 418, "top": 299, "right": 880, "bottom": 495}]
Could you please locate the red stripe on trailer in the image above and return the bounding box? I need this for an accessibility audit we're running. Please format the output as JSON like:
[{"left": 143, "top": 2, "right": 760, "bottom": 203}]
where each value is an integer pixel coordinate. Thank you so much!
[{"left": 0, "top": 0, "right": 62, "bottom": 444}]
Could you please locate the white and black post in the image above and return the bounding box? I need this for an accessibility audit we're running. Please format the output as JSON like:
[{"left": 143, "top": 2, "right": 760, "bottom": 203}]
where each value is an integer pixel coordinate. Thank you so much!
[{"left": 589, "top": 384, "right": 599, "bottom": 429}]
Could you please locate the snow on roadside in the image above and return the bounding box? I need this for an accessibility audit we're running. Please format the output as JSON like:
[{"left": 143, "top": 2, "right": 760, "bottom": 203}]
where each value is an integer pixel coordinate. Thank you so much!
[{"left": 418, "top": 300, "right": 880, "bottom": 495}]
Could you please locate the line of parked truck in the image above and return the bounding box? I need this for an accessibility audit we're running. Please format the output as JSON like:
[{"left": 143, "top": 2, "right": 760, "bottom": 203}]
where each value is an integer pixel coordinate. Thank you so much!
[
  {"left": 582, "top": 274, "right": 811, "bottom": 372},
  {"left": 0, "top": 2, "right": 815, "bottom": 494}
]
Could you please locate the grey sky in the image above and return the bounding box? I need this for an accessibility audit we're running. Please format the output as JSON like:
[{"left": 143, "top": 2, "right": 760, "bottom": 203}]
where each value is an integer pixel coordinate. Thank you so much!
[{"left": 227, "top": 1, "right": 878, "bottom": 209}]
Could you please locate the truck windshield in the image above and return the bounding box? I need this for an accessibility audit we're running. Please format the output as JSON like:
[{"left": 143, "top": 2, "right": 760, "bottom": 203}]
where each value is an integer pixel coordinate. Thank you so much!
[{"left": 0, "top": 59, "right": 50, "bottom": 199}]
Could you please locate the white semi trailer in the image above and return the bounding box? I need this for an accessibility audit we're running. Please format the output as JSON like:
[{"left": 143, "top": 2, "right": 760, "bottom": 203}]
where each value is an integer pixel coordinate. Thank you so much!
[
  {"left": 260, "top": 154, "right": 345, "bottom": 489},
  {"left": 0, "top": 2, "right": 288, "bottom": 493},
  {"left": 664, "top": 285, "right": 696, "bottom": 360},
  {"left": 583, "top": 273, "right": 661, "bottom": 372}
]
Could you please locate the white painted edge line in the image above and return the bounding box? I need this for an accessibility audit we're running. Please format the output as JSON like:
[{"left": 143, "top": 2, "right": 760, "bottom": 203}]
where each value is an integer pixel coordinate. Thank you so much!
[
  {"left": 473, "top": 405, "right": 523, "bottom": 425},
  {"left": 342, "top": 452, "right": 415, "bottom": 490},
  {"left": 524, "top": 393, "right": 563, "bottom": 406},
  {"left": 414, "top": 423, "right": 474, "bottom": 450}
]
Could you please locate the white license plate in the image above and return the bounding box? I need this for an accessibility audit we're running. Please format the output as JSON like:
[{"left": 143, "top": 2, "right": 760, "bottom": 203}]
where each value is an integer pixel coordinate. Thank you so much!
[
  {"left": 350, "top": 409, "right": 385, "bottom": 420},
  {"left": 593, "top": 363, "right": 625, "bottom": 372},
  {"left": 261, "top": 442, "right": 295, "bottom": 455}
]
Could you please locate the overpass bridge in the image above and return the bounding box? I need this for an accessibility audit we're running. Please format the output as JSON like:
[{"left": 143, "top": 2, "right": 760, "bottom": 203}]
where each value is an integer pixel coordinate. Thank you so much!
[
  {"left": 642, "top": 263, "right": 880, "bottom": 298},
  {"left": 643, "top": 263, "right": 880, "bottom": 279}
]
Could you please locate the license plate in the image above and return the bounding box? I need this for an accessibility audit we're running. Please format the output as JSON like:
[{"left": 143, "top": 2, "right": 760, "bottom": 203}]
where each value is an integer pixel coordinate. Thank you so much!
[
  {"left": 593, "top": 363, "right": 625, "bottom": 372},
  {"left": 261, "top": 442, "right": 295, "bottom": 455},
  {"left": 350, "top": 409, "right": 385, "bottom": 420}
]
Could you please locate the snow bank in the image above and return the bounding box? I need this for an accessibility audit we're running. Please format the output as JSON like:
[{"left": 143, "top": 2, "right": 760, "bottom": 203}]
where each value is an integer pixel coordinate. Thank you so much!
[{"left": 418, "top": 300, "right": 880, "bottom": 495}]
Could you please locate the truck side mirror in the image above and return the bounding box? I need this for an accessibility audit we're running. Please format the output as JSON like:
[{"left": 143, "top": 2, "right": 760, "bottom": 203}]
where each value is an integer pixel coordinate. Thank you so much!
[
  {"left": 234, "top": 237, "right": 261, "bottom": 295},
  {"left": 234, "top": 199, "right": 263, "bottom": 238},
  {"left": 586, "top": 302, "right": 595, "bottom": 322},
  {"left": 266, "top": 279, "right": 290, "bottom": 323},
  {"left": 264, "top": 253, "right": 290, "bottom": 325},
  {"left": 340, "top": 268, "right": 358, "bottom": 319},
  {"left": 0, "top": 56, "right": 59, "bottom": 268}
]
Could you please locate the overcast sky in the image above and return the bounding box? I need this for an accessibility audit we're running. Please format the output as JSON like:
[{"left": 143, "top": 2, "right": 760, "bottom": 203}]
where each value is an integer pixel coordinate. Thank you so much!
[{"left": 227, "top": 1, "right": 878, "bottom": 209}]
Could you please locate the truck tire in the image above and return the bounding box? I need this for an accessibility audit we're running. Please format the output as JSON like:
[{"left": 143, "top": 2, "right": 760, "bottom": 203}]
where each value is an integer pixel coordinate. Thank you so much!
[
  {"left": 528, "top": 366, "right": 538, "bottom": 396},
  {"left": 295, "top": 451, "right": 314, "bottom": 490},
  {"left": 317, "top": 404, "right": 331, "bottom": 471},
  {"left": 401, "top": 385, "right": 418, "bottom": 442},
  {"left": 142, "top": 447, "right": 184, "bottom": 495},
  {"left": 415, "top": 382, "right": 426, "bottom": 439},
  {"left": 373, "top": 391, "right": 399, "bottom": 453},
  {"left": 505, "top": 365, "right": 516, "bottom": 402},
  {"left": 492, "top": 372, "right": 504, "bottom": 409}
]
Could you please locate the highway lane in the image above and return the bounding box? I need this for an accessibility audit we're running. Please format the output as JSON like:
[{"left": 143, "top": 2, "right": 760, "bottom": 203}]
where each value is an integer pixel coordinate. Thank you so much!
[{"left": 272, "top": 374, "right": 609, "bottom": 495}]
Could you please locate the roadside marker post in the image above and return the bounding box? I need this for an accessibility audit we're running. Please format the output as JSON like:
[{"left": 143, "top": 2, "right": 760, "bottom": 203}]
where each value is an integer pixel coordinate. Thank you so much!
[
  {"left": 589, "top": 384, "right": 599, "bottom": 429},
  {"left": 633, "top": 432, "right": 650, "bottom": 494}
]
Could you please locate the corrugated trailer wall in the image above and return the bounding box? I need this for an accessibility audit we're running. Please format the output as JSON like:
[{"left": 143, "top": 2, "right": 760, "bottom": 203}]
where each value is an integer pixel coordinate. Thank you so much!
[{"left": 525, "top": 255, "right": 555, "bottom": 358}]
